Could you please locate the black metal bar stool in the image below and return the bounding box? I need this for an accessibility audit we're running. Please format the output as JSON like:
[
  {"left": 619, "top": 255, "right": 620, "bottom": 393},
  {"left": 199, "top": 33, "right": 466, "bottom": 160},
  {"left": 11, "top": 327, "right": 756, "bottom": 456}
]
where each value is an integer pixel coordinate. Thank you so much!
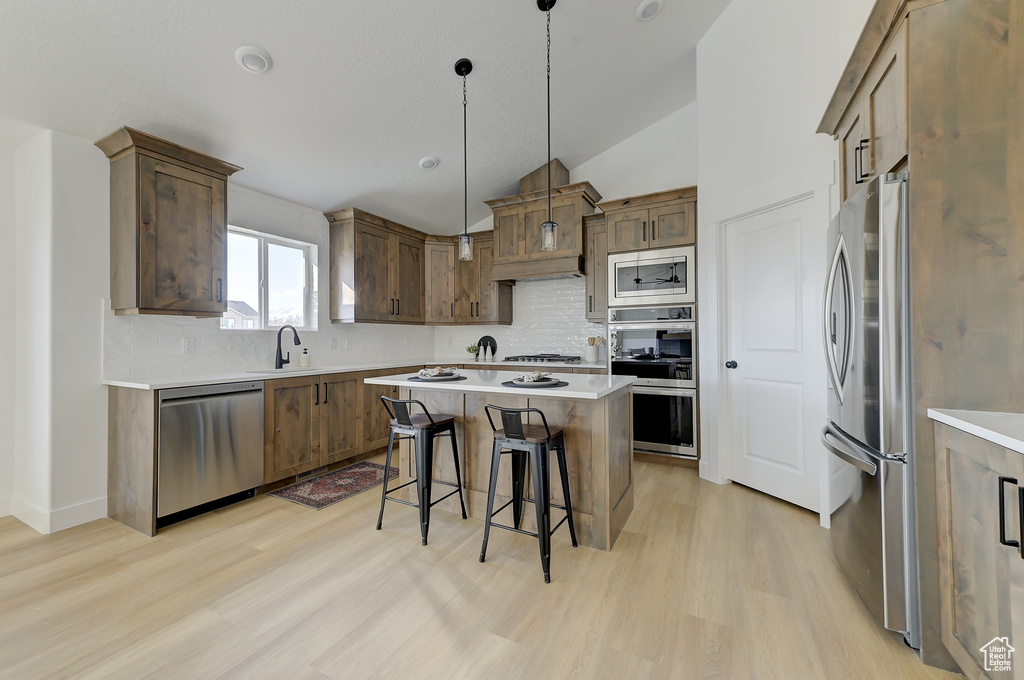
[
  {"left": 376, "top": 397, "right": 467, "bottom": 545},
  {"left": 479, "top": 405, "right": 578, "bottom": 583}
]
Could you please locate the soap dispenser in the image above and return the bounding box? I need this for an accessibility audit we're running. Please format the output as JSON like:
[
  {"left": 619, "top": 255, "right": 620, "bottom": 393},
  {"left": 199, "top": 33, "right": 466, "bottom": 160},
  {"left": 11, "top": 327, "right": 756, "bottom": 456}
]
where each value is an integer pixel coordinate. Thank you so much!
[{"left": 298, "top": 348, "right": 310, "bottom": 367}]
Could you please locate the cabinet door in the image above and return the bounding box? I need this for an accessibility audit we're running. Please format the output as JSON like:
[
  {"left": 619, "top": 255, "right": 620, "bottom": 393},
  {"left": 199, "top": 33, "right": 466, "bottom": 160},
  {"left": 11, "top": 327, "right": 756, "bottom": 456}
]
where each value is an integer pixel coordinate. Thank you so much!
[
  {"left": 475, "top": 238, "right": 498, "bottom": 322},
  {"left": 606, "top": 208, "right": 650, "bottom": 253},
  {"left": 393, "top": 234, "right": 425, "bottom": 323},
  {"left": 839, "top": 101, "right": 870, "bottom": 202},
  {"left": 354, "top": 223, "right": 393, "bottom": 322},
  {"left": 585, "top": 222, "right": 608, "bottom": 322},
  {"left": 138, "top": 156, "right": 227, "bottom": 314},
  {"left": 264, "top": 376, "right": 321, "bottom": 483},
  {"left": 522, "top": 196, "right": 578, "bottom": 258},
  {"left": 650, "top": 202, "right": 695, "bottom": 248},
  {"left": 936, "top": 424, "right": 1024, "bottom": 680},
  {"left": 455, "top": 247, "right": 477, "bottom": 323},
  {"left": 867, "top": 19, "right": 907, "bottom": 178},
  {"left": 320, "top": 373, "right": 362, "bottom": 465},
  {"left": 425, "top": 242, "right": 456, "bottom": 324},
  {"left": 493, "top": 206, "right": 522, "bottom": 262}
]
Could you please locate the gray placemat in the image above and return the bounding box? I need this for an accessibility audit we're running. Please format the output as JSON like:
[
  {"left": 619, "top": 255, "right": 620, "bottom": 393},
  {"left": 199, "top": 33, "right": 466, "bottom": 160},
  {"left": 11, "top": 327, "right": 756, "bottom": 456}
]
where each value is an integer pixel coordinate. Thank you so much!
[{"left": 500, "top": 380, "right": 569, "bottom": 389}]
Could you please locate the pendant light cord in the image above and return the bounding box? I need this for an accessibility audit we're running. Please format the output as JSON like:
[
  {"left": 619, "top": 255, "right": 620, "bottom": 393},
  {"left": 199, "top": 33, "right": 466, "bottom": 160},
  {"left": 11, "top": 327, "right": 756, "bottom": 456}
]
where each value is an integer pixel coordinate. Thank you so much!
[
  {"left": 463, "top": 74, "right": 468, "bottom": 238},
  {"left": 546, "top": 8, "right": 552, "bottom": 223}
]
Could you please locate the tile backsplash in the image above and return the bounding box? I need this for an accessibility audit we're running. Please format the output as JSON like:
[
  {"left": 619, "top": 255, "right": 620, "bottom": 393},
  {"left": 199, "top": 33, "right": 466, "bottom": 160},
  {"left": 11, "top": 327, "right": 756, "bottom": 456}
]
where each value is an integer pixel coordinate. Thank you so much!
[
  {"left": 103, "top": 278, "right": 608, "bottom": 382},
  {"left": 433, "top": 277, "right": 608, "bottom": 362}
]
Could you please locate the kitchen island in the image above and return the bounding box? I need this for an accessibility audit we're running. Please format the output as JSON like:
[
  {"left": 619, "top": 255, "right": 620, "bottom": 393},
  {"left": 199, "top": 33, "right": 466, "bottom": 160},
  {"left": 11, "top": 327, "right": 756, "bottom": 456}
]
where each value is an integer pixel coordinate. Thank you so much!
[{"left": 364, "top": 369, "right": 634, "bottom": 550}]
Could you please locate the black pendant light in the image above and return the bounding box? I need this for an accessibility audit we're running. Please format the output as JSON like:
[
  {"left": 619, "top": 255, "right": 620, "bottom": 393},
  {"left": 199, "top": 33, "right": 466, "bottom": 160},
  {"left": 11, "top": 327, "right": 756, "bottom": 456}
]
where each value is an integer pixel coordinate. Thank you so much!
[
  {"left": 539, "top": 0, "right": 558, "bottom": 252},
  {"left": 456, "top": 58, "right": 474, "bottom": 261}
]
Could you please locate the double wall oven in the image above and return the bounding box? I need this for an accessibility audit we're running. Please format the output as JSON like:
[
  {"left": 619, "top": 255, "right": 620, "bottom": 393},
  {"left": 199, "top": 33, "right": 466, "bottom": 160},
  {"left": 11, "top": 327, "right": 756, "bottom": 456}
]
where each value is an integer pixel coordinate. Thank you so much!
[{"left": 609, "top": 304, "right": 697, "bottom": 458}]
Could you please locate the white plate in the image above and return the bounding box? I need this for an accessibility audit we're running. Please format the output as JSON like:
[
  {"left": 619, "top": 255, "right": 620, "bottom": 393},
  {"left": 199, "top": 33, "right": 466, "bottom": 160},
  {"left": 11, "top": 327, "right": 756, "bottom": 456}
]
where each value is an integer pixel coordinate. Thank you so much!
[{"left": 414, "top": 373, "right": 461, "bottom": 381}]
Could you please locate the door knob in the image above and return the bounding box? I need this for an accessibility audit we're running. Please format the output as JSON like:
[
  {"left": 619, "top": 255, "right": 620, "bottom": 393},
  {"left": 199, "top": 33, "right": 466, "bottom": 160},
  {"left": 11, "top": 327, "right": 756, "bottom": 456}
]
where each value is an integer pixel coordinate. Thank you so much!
[{"left": 725, "top": 360, "right": 738, "bottom": 369}]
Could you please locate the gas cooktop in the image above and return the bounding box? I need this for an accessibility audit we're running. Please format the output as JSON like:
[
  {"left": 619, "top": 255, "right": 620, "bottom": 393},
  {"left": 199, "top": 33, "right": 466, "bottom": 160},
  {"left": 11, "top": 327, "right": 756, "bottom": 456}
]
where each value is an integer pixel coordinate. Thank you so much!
[{"left": 503, "top": 354, "right": 581, "bottom": 363}]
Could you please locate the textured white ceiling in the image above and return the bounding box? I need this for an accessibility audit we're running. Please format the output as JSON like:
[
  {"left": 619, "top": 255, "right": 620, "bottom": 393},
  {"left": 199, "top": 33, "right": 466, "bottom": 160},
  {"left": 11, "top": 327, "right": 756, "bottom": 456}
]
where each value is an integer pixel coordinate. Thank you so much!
[{"left": 0, "top": 0, "right": 730, "bottom": 234}]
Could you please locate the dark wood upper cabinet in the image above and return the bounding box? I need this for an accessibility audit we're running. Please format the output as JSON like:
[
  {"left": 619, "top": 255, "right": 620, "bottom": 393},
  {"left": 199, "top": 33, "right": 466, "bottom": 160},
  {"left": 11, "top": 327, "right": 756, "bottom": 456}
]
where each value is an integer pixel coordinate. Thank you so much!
[
  {"left": 327, "top": 208, "right": 425, "bottom": 324},
  {"left": 599, "top": 186, "right": 697, "bottom": 255},
  {"left": 456, "top": 233, "right": 513, "bottom": 325},
  {"left": 485, "top": 181, "right": 601, "bottom": 281},
  {"left": 425, "top": 240, "right": 456, "bottom": 325},
  {"left": 584, "top": 215, "right": 608, "bottom": 323},
  {"left": 96, "top": 127, "right": 242, "bottom": 318}
]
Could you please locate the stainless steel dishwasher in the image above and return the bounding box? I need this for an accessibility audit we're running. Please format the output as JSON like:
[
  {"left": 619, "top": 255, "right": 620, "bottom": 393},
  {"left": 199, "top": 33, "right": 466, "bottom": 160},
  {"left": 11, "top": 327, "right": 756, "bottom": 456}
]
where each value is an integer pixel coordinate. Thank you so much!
[{"left": 158, "top": 381, "right": 265, "bottom": 521}]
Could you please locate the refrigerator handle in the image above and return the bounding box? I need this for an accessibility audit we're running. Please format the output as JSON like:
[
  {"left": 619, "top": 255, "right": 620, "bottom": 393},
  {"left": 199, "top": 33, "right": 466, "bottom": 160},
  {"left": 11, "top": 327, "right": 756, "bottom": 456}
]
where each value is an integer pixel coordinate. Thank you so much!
[
  {"left": 822, "top": 233, "right": 852, "bottom": 404},
  {"left": 821, "top": 425, "right": 877, "bottom": 475}
]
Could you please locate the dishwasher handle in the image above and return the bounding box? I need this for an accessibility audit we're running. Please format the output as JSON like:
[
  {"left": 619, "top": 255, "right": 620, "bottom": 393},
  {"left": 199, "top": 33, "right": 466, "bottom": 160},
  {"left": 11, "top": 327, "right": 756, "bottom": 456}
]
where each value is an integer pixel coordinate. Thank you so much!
[{"left": 159, "top": 381, "right": 264, "bottom": 403}]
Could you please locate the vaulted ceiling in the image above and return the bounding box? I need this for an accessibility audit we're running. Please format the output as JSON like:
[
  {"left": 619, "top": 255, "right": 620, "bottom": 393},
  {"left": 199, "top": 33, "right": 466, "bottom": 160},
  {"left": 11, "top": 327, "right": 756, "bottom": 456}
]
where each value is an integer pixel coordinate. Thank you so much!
[{"left": 0, "top": 0, "right": 731, "bottom": 233}]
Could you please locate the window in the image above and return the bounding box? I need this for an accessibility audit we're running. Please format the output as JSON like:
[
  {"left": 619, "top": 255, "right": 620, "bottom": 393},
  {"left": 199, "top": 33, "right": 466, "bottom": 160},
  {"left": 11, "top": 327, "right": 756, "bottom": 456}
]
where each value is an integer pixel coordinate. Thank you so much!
[{"left": 220, "top": 226, "right": 318, "bottom": 330}]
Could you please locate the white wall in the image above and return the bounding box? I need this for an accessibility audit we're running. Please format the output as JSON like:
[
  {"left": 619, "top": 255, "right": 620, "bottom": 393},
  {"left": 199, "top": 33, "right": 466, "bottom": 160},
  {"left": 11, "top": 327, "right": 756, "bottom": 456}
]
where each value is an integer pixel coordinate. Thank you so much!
[
  {"left": 10, "top": 131, "right": 110, "bottom": 533},
  {"left": 48, "top": 132, "right": 109, "bottom": 528},
  {"left": 13, "top": 132, "right": 55, "bottom": 530},
  {"left": 570, "top": 102, "right": 698, "bottom": 202},
  {"left": 694, "top": 0, "right": 845, "bottom": 501},
  {"left": 0, "top": 145, "right": 15, "bottom": 516}
]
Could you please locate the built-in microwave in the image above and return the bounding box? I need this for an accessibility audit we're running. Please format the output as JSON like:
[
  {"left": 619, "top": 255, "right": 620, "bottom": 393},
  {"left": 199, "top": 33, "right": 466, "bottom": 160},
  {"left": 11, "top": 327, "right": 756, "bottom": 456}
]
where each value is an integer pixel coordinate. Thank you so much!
[{"left": 608, "top": 245, "right": 694, "bottom": 307}]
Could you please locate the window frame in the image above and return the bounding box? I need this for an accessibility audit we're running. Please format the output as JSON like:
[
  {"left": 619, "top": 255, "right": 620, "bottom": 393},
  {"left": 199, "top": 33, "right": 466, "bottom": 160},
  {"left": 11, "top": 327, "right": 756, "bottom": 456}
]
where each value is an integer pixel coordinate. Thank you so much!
[{"left": 222, "top": 225, "right": 318, "bottom": 331}]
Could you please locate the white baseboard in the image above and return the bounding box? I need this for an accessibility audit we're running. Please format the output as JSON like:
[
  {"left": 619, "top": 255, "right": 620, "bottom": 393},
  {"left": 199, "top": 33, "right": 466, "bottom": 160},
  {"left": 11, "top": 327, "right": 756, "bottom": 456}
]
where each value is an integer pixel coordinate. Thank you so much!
[{"left": 12, "top": 495, "right": 107, "bottom": 535}]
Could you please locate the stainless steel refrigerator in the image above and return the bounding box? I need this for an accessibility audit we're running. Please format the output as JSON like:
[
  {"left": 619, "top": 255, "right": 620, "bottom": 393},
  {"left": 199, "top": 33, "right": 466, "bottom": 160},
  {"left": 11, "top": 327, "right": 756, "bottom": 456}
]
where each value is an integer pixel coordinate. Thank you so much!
[{"left": 820, "top": 172, "right": 920, "bottom": 649}]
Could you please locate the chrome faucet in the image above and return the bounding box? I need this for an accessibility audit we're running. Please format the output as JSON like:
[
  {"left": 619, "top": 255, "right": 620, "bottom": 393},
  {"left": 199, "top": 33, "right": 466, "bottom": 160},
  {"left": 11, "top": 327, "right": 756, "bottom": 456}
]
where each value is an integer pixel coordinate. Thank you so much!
[{"left": 275, "top": 325, "right": 301, "bottom": 369}]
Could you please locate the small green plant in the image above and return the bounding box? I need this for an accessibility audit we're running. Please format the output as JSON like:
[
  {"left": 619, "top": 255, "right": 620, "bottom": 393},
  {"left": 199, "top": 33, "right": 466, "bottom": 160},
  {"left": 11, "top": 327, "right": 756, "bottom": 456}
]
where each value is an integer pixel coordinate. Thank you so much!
[{"left": 465, "top": 344, "right": 479, "bottom": 356}]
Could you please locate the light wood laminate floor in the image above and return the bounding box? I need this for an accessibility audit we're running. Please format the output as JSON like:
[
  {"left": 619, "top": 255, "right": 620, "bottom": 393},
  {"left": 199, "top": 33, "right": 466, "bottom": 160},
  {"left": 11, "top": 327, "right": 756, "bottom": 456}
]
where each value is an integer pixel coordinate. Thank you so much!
[{"left": 0, "top": 459, "right": 959, "bottom": 680}]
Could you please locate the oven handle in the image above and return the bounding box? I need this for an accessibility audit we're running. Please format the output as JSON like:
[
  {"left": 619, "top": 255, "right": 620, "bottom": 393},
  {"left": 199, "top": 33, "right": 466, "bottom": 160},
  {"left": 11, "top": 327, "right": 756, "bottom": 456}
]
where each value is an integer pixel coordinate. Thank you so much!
[
  {"left": 633, "top": 386, "right": 696, "bottom": 398},
  {"left": 608, "top": 322, "right": 694, "bottom": 332}
]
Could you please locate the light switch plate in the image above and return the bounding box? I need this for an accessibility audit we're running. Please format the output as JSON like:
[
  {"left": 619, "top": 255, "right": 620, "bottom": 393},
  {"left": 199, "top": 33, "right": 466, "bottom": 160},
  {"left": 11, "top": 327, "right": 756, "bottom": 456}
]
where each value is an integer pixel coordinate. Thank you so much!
[{"left": 182, "top": 337, "right": 196, "bottom": 355}]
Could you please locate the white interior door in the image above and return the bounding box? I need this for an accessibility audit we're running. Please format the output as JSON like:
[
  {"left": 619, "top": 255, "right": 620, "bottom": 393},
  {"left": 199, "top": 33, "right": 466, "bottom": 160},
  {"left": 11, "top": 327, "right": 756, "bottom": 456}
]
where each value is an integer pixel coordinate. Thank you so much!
[{"left": 724, "top": 196, "right": 826, "bottom": 512}]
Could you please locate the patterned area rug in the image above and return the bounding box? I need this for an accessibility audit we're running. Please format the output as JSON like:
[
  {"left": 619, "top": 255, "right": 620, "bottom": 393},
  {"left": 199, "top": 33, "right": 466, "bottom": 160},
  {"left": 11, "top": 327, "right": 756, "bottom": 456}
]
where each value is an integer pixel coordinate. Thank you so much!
[{"left": 270, "top": 461, "right": 398, "bottom": 510}]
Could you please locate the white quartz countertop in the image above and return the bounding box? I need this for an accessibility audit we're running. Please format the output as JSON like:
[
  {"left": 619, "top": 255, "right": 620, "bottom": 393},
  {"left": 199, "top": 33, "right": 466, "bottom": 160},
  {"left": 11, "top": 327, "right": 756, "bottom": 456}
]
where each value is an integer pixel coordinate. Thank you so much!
[
  {"left": 928, "top": 408, "right": 1024, "bottom": 455},
  {"left": 103, "top": 359, "right": 608, "bottom": 391},
  {"left": 366, "top": 369, "right": 632, "bottom": 400}
]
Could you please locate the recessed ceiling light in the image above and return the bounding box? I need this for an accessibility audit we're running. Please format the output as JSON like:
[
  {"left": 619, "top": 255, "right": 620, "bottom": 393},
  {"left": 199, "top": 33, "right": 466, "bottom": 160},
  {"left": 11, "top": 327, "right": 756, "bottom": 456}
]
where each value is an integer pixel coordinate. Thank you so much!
[
  {"left": 419, "top": 156, "right": 439, "bottom": 170},
  {"left": 636, "top": 0, "right": 662, "bottom": 21},
  {"left": 235, "top": 46, "right": 272, "bottom": 74}
]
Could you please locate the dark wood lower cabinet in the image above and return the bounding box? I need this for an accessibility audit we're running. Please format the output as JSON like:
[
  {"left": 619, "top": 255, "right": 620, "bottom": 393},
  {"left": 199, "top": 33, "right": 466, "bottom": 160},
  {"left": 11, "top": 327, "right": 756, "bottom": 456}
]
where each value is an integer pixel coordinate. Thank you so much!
[
  {"left": 934, "top": 421, "right": 1024, "bottom": 680},
  {"left": 264, "top": 376, "right": 322, "bottom": 483},
  {"left": 321, "top": 373, "right": 362, "bottom": 465},
  {"left": 264, "top": 370, "right": 376, "bottom": 484}
]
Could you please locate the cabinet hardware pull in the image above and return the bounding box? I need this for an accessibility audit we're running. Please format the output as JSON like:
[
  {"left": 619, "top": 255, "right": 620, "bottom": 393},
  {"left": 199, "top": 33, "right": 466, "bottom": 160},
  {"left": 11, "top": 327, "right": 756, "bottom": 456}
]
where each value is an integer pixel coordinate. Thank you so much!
[
  {"left": 323, "top": 382, "right": 328, "bottom": 401},
  {"left": 642, "top": 221, "right": 647, "bottom": 241},
  {"left": 999, "top": 476, "right": 1020, "bottom": 548},
  {"left": 589, "top": 295, "right": 593, "bottom": 313},
  {"left": 315, "top": 383, "right": 320, "bottom": 406},
  {"left": 854, "top": 143, "right": 863, "bottom": 185},
  {"left": 396, "top": 298, "right": 400, "bottom": 316},
  {"left": 390, "top": 299, "right": 395, "bottom": 315},
  {"left": 217, "top": 278, "right": 223, "bottom": 303},
  {"left": 858, "top": 138, "right": 871, "bottom": 180},
  {"left": 476, "top": 301, "right": 480, "bottom": 317},
  {"left": 451, "top": 302, "right": 454, "bottom": 318},
  {"left": 1019, "top": 487, "right": 1024, "bottom": 558},
  {"left": 652, "top": 219, "right": 656, "bottom": 241}
]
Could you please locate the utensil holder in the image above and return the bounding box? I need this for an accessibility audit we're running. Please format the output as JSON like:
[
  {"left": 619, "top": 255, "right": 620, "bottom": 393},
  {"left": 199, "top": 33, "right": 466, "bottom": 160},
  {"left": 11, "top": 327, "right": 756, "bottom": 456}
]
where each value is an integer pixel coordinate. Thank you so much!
[{"left": 583, "top": 345, "right": 599, "bottom": 364}]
